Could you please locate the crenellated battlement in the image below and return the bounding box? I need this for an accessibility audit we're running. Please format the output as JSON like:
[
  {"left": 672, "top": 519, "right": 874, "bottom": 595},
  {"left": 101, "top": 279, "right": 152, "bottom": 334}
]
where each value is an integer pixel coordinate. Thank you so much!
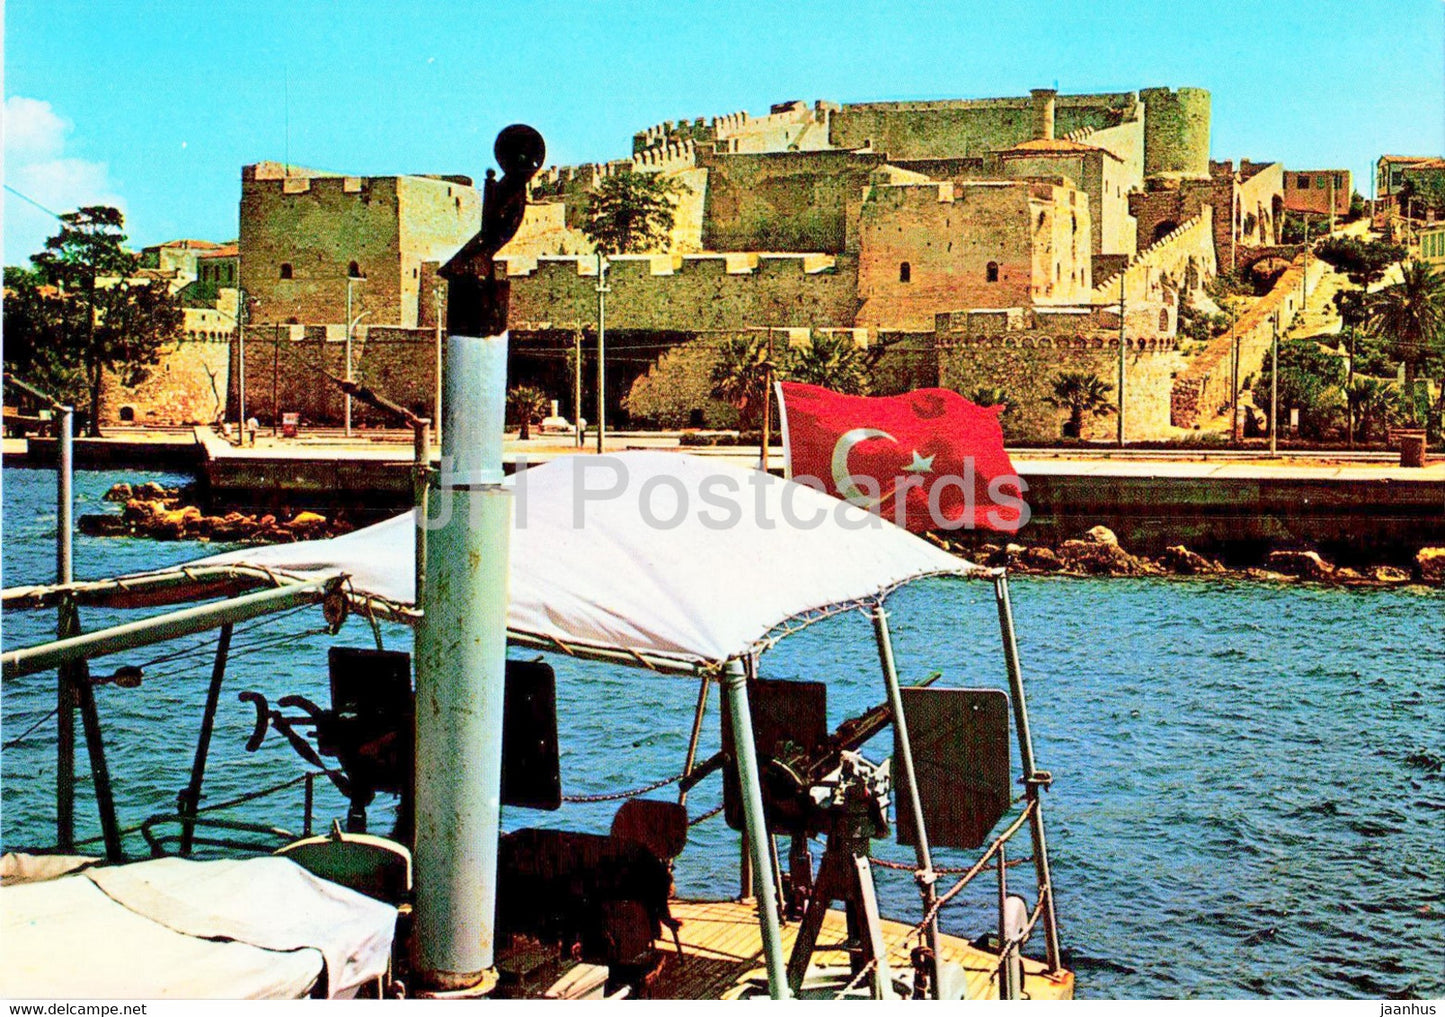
[
  {"left": 631, "top": 139, "right": 700, "bottom": 172},
  {"left": 1091, "top": 206, "right": 1214, "bottom": 303}
]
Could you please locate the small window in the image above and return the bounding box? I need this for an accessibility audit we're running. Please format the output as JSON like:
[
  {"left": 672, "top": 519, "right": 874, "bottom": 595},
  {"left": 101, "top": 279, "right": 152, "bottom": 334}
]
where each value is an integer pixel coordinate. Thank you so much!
[
  {"left": 118, "top": 406, "right": 136, "bottom": 422},
  {"left": 279, "top": 263, "right": 293, "bottom": 280},
  {"left": 899, "top": 262, "right": 911, "bottom": 283},
  {"left": 1159, "top": 309, "right": 1169, "bottom": 331},
  {"left": 986, "top": 261, "right": 1000, "bottom": 283},
  {"left": 1297, "top": 175, "right": 1311, "bottom": 189},
  {"left": 348, "top": 261, "right": 362, "bottom": 278}
]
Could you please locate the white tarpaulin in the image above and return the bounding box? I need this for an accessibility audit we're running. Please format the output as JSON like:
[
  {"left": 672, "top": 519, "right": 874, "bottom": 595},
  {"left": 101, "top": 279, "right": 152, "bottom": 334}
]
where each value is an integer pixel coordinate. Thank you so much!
[
  {"left": 184, "top": 452, "right": 981, "bottom": 669},
  {"left": 0, "top": 856, "right": 396, "bottom": 999}
]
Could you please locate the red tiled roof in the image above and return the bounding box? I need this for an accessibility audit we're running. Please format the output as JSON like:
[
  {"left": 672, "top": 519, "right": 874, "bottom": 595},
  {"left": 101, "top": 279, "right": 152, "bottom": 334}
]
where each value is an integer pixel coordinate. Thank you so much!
[
  {"left": 198, "top": 244, "right": 239, "bottom": 258},
  {"left": 999, "top": 137, "right": 1119, "bottom": 159}
]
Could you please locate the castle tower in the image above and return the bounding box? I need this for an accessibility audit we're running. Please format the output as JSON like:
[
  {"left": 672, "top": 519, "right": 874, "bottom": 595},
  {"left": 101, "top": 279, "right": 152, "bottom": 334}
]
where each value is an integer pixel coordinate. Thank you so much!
[
  {"left": 1031, "top": 88, "right": 1057, "bottom": 141},
  {"left": 1139, "top": 87, "right": 1211, "bottom": 180}
]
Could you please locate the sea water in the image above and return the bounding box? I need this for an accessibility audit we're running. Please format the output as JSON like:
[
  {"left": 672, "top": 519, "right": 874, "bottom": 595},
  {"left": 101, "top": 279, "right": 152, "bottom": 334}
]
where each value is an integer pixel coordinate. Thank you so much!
[{"left": 2, "top": 465, "right": 1441, "bottom": 999}]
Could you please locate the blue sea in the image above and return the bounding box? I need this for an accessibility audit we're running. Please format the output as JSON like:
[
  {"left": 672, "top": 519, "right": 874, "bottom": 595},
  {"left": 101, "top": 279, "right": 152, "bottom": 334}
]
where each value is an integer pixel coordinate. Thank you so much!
[{"left": 2, "top": 465, "right": 1442, "bottom": 999}]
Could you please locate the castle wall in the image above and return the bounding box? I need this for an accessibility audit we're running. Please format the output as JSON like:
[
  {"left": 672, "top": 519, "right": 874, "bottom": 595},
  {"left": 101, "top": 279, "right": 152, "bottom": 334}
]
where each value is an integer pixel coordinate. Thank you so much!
[
  {"left": 829, "top": 92, "right": 1140, "bottom": 161},
  {"left": 229, "top": 324, "right": 439, "bottom": 426},
  {"left": 995, "top": 149, "right": 1135, "bottom": 257},
  {"left": 1139, "top": 87, "right": 1211, "bottom": 179},
  {"left": 856, "top": 179, "right": 1093, "bottom": 330},
  {"left": 698, "top": 150, "right": 884, "bottom": 252},
  {"left": 503, "top": 252, "right": 860, "bottom": 332},
  {"left": 102, "top": 334, "right": 231, "bottom": 427},
  {"left": 395, "top": 175, "right": 483, "bottom": 326},
  {"left": 1169, "top": 250, "right": 1329, "bottom": 429},
  {"left": 938, "top": 330, "right": 1180, "bottom": 442},
  {"left": 1091, "top": 208, "right": 1215, "bottom": 310}
]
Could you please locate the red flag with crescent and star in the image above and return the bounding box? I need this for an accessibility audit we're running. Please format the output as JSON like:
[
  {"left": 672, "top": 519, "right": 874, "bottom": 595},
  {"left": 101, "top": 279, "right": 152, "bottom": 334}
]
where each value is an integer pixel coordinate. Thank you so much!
[{"left": 776, "top": 381, "right": 1026, "bottom": 533}]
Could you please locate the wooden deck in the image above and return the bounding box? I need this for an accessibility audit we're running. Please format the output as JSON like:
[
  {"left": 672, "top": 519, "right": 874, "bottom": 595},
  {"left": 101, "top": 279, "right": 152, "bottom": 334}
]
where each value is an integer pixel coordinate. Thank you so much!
[{"left": 648, "top": 898, "right": 1075, "bottom": 1000}]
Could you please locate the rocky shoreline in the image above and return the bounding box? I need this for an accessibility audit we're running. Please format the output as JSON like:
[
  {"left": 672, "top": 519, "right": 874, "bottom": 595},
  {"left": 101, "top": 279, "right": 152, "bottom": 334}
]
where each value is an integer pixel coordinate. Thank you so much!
[
  {"left": 80, "top": 483, "right": 1444, "bottom": 588},
  {"left": 931, "top": 525, "right": 1445, "bottom": 587},
  {"left": 78, "top": 482, "right": 357, "bottom": 544}
]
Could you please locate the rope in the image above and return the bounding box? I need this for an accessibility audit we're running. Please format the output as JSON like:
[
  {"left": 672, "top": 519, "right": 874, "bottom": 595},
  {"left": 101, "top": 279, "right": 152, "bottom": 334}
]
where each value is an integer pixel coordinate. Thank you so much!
[
  {"left": 3, "top": 707, "right": 59, "bottom": 749},
  {"left": 870, "top": 855, "right": 1033, "bottom": 875},
  {"left": 687, "top": 802, "right": 724, "bottom": 827},
  {"left": 560, "top": 768, "right": 689, "bottom": 803}
]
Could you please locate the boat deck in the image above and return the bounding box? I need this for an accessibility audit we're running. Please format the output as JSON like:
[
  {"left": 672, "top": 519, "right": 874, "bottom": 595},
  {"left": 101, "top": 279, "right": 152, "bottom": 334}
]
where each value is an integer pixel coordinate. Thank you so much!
[{"left": 648, "top": 898, "right": 1074, "bottom": 1000}]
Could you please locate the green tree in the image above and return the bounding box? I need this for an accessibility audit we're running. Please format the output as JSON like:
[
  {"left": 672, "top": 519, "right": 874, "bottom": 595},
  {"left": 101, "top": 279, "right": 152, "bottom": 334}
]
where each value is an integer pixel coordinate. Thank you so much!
[
  {"left": 1314, "top": 236, "right": 1404, "bottom": 287},
  {"left": 1347, "top": 377, "right": 1398, "bottom": 443},
  {"left": 1365, "top": 260, "right": 1445, "bottom": 425},
  {"left": 1045, "top": 371, "right": 1115, "bottom": 439},
  {"left": 1257, "top": 339, "right": 1348, "bottom": 439},
  {"left": 10, "top": 206, "right": 182, "bottom": 435},
  {"left": 709, "top": 334, "right": 772, "bottom": 429},
  {"left": 506, "top": 384, "right": 549, "bottom": 440},
  {"left": 580, "top": 171, "right": 681, "bottom": 255},
  {"left": 783, "top": 332, "right": 870, "bottom": 395},
  {"left": 968, "top": 385, "right": 1009, "bottom": 410}
]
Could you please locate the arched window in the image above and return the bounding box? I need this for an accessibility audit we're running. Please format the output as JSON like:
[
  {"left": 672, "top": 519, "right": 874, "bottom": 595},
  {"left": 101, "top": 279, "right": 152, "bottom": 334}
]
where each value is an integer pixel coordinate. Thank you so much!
[
  {"left": 986, "top": 261, "right": 999, "bottom": 283},
  {"left": 1159, "top": 309, "right": 1169, "bottom": 331},
  {"left": 899, "top": 262, "right": 911, "bottom": 283},
  {"left": 348, "top": 261, "right": 362, "bottom": 278},
  {"left": 118, "top": 406, "right": 136, "bottom": 422},
  {"left": 279, "top": 263, "right": 293, "bottom": 280}
]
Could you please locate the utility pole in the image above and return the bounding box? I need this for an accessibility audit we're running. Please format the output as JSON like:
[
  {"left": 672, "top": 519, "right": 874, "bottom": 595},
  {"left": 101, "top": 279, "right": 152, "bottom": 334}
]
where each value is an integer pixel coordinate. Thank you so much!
[
  {"left": 1346, "top": 326, "right": 1356, "bottom": 450},
  {"left": 1270, "top": 314, "right": 1280, "bottom": 456},
  {"left": 434, "top": 282, "right": 445, "bottom": 445},
  {"left": 1116, "top": 270, "right": 1126, "bottom": 446},
  {"left": 236, "top": 288, "right": 247, "bottom": 443},
  {"left": 345, "top": 271, "right": 366, "bottom": 436},
  {"left": 1230, "top": 314, "right": 1241, "bottom": 446},
  {"left": 595, "top": 252, "right": 609, "bottom": 454},
  {"left": 760, "top": 330, "right": 774, "bottom": 472},
  {"left": 573, "top": 328, "right": 583, "bottom": 449}
]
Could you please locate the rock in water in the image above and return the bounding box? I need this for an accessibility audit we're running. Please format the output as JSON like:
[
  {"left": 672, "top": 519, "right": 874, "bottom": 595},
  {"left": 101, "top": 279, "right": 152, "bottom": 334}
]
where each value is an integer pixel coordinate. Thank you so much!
[
  {"left": 1084, "top": 525, "right": 1119, "bottom": 546},
  {"left": 1021, "top": 546, "right": 1064, "bottom": 572},
  {"left": 1265, "top": 550, "right": 1335, "bottom": 580},
  {"left": 1161, "top": 545, "right": 1225, "bottom": 575},
  {"left": 1417, "top": 547, "right": 1445, "bottom": 584},
  {"left": 1372, "top": 565, "right": 1412, "bottom": 584},
  {"left": 103, "top": 482, "right": 134, "bottom": 502}
]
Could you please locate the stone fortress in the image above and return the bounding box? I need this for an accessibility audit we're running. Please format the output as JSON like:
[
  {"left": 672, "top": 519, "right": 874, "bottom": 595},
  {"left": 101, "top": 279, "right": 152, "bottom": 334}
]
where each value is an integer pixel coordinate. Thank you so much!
[
  {"left": 131, "top": 84, "right": 1322, "bottom": 441},
  {"left": 496, "top": 86, "right": 1297, "bottom": 440}
]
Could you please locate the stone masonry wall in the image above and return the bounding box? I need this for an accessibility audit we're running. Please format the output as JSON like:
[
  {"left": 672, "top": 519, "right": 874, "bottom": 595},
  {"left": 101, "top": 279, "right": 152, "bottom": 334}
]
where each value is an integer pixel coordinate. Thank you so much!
[
  {"left": 1169, "top": 251, "right": 1329, "bottom": 428},
  {"left": 1090, "top": 208, "right": 1215, "bottom": 309},
  {"left": 102, "top": 336, "right": 231, "bottom": 426},
  {"left": 503, "top": 252, "right": 860, "bottom": 332},
  {"left": 938, "top": 332, "right": 1180, "bottom": 442}
]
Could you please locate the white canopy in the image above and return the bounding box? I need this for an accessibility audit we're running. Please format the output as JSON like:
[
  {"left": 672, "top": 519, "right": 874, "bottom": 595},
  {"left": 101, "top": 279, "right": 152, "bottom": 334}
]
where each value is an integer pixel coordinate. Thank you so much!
[{"left": 184, "top": 452, "right": 980, "bottom": 671}]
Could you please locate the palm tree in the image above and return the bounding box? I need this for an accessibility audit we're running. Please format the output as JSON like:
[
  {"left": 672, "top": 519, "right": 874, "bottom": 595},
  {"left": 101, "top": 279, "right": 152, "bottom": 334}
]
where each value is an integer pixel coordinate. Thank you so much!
[
  {"left": 784, "top": 332, "right": 870, "bottom": 394},
  {"left": 1045, "top": 371, "right": 1115, "bottom": 439},
  {"left": 968, "top": 385, "right": 1010, "bottom": 410},
  {"left": 507, "top": 384, "right": 549, "bottom": 440},
  {"left": 1365, "top": 259, "right": 1445, "bottom": 425},
  {"left": 1347, "top": 377, "right": 1397, "bottom": 444},
  {"left": 709, "top": 334, "right": 772, "bottom": 429}
]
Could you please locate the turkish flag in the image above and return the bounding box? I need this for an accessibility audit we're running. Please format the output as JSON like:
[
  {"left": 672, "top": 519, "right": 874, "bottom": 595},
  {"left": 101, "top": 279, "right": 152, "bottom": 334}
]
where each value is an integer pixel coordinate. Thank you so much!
[{"left": 776, "top": 382, "right": 1026, "bottom": 533}]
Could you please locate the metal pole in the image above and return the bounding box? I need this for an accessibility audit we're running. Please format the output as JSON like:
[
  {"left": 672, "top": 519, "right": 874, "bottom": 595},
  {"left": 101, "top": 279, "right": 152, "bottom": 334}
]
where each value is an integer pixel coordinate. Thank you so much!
[
  {"left": 1347, "top": 328, "right": 1356, "bottom": 449},
  {"left": 992, "top": 573, "right": 1062, "bottom": 971},
  {"left": 179, "top": 623, "right": 233, "bottom": 855},
  {"left": 595, "top": 253, "right": 607, "bottom": 455},
  {"left": 59, "top": 599, "right": 123, "bottom": 861},
  {"left": 413, "top": 333, "right": 512, "bottom": 992},
  {"left": 678, "top": 675, "right": 711, "bottom": 808},
  {"left": 413, "top": 419, "right": 431, "bottom": 607},
  {"left": 725, "top": 657, "right": 790, "bottom": 999},
  {"left": 3, "top": 578, "right": 334, "bottom": 680},
  {"left": 1270, "top": 316, "right": 1279, "bottom": 456},
  {"left": 345, "top": 277, "right": 354, "bottom": 437},
  {"left": 870, "top": 604, "right": 941, "bottom": 995},
  {"left": 573, "top": 329, "right": 584, "bottom": 449},
  {"left": 434, "top": 285, "right": 445, "bottom": 443},
  {"left": 1117, "top": 271, "right": 1126, "bottom": 446},
  {"left": 56, "top": 407, "right": 76, "bottom": 848},
  {"left": 1230, "top": 323, "right": 1240, "bottom": 447},
  {"left": 237, "top": 293, "right": 247, "bottom": 440},
  {"left": 760, "top": 332, "right": 773, "bottom": 472}
]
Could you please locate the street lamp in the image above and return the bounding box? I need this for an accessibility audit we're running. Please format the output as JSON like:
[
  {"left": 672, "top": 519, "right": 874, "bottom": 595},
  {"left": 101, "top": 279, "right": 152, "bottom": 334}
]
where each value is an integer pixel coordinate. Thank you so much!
[
  {"left": 345, "top": 270, "right": 367, "bottom": 436},
  {"left": 595, "top": 252, "right": 609, "bottom": 454},
  {"left": 1269, "top": 313, "right": 1280, "bottom": 457}
]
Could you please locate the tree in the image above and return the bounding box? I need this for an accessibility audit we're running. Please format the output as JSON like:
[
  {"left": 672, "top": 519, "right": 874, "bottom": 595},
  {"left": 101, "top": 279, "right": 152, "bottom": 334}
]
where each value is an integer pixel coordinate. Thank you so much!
[
  {"left": 1365, "top": 259, "right": 1445, "bottom": 425},
  {"left": 1347, "top": 377, "right": 1398, "bottom": 443},
  {"left": 784, "top": 332, "right": 870, "bottom": 395},
  {"left": 507, "top": 384, "right": 549, "bottom": 440},
  {"left": 1257, "top": 339, "right": 1348, "bottom": 439},
  {"left": 1045, "top": 371, "right": 1115, "bottom": 439},
  {"left": 8, "top": 206, "right": 182, "bottom": 435},
  {"left": 709, "top": 334, "right": 772, "bottom": 429},
  {"left": 1314, "top": 236, "right": 1404, "bottom": 287},
  {"left": 580, "top": 172, "right": 681, "bottom": 256}
]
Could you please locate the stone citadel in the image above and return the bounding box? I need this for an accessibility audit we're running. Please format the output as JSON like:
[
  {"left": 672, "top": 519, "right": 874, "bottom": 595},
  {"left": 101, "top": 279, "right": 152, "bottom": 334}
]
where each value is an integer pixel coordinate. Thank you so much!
[{"left": 117, "top": 86, "right": 1331, "bottom": 441}]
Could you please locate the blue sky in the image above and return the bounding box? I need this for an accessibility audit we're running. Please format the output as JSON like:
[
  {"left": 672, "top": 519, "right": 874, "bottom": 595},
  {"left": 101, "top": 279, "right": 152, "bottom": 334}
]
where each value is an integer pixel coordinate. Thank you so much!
[{"left": 5, "top": 0, "right": 1444, "bottom": 265}]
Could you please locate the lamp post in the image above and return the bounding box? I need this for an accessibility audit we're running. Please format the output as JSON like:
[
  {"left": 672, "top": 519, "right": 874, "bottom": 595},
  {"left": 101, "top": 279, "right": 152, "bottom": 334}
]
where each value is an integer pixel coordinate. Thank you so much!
[
  {"left": 345, "top": 271, "right": 367, "bottom": 436},
  {"left": 595, "top": 252, "right": 609, "bottom": 454},
  {"left": 1116, "top": 271, "right": 1126, "bottom": 447},
  {"left": 1270, "top": 314, "right": 1280, "bottom": 456}
]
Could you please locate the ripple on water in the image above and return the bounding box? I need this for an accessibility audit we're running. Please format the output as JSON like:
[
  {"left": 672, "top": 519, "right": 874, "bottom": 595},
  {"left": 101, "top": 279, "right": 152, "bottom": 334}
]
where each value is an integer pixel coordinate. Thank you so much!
[{"left": 2, "top": 467, "right": 1443, "bottom": 999}]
